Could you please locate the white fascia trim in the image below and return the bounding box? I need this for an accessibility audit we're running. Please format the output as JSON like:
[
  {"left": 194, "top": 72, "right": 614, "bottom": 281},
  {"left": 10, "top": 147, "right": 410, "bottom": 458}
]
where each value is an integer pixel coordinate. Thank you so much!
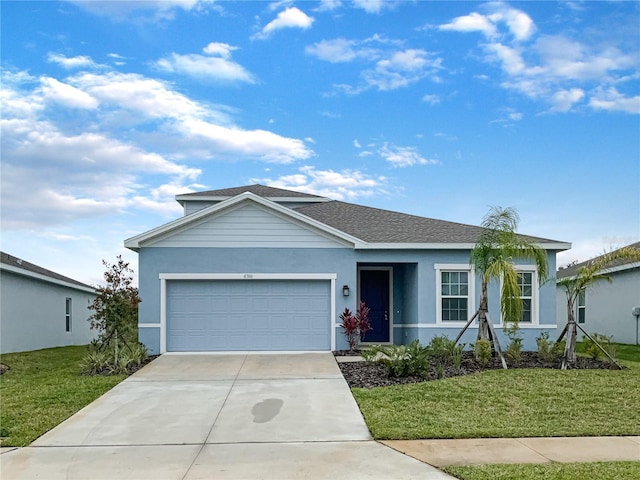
[
  {"left": 0, "top": 263, "right": 97, "bottom": 294},
  {"left": 393, "top": 323, "right": 557, "bottom": 329},
  {"left": 158, "top": 272, "right": 337, "bottom": 354},
  {"left": 357, "top": 242, "right": 571, "bottom": 251},
  {"left": 159, "top": 273, "right": 337, "bottom": 280},
  {"left": 125, "top": 192, "right": 361, "bottom": 250}
]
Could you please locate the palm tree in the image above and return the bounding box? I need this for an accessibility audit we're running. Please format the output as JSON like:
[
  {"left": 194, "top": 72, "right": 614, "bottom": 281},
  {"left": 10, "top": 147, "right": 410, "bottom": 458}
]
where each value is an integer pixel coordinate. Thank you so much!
[
  {"left": 455, "top": 207, "right": 549, "bottom": 368},
  {"left": 556, "top": 245, "right": 640, "bottom": 369}
]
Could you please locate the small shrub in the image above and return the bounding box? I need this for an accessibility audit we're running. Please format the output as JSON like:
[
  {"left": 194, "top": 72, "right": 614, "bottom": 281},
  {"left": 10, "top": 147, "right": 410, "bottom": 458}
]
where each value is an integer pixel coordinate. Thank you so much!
[
  {"left": 536, "top": 331, "right": 556, "bottom": 363},
  {"left": 553, "top": 339, "right": 566, "bottom": 356},
  {"left": 362, "top": 340, "right": 429, "bottom": 377},
  {"left": 505, "top": 337, "right": 523, "bottom": 365},
  {"left": 81, "top": 341, "right": 148, "bottom": 376},
  {"left": 426, "top": 335, "right": 455, "bottom": 359},
  {"left": 81, "top": 347, "right": 111, "bottom": 375},
  {"left": 436, "top": 364, "right": 444, "bottom": 379},
  {"left": 450, "top": 342, "right": 465, "bottom": 369},
  {"left": 474, "top": 339, "right": 492, "bottom": 367},
  {"left": 584, "top": 333, "right": 616, "bottom": 361}
]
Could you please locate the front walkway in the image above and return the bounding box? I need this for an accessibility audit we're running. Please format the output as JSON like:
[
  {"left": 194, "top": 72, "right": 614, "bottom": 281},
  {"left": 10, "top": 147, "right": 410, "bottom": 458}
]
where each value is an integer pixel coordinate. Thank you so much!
[
  {"left": 1, "top": 353, "right": 451, "bottom": 479},
  {"left": 383, "top": 436, "right": 640, "bottom": 467}
]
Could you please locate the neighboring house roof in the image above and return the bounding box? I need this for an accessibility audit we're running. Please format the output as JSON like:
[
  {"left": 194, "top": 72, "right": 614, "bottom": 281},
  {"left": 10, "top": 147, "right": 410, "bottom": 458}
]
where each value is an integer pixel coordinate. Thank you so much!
[
  {"left": 0, "top": 251, "right": 96, "bottom": 293},
  {"left": 126, "top": 185, "right": 571, "bottom": 250},
  {"left": 557, "top": 241, "right": 640, "bottom": 279}
]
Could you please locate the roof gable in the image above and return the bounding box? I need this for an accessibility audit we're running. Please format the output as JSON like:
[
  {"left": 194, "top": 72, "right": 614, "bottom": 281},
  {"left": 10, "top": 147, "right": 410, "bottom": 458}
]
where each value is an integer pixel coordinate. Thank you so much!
[{"left": 125, "top": 192, "right": 361, "bottom": 250}]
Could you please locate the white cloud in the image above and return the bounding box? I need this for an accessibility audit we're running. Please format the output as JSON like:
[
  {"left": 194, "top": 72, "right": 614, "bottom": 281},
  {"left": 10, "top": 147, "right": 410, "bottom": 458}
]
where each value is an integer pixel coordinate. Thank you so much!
[
  {"left": 70, "top": 0, "right": 217, "bottom": 22},
  {"left": 253, "top": 7, "right": 314, "bottom": 40},
  {"left": 422, "top": 94, "right": 440, "bottom": 105},
  {"left": 353, "top": 139, "right": 362, "bottom": 148},
  {"left": 439, "top": 5, "right": 534, "bottom": 41},
  {"left": 550, "top": 88, "right": 585, "bottom": 112},
  {"left": 39, "top": 77, "right": 99, "bottom": 109},
  {"left": 352, "top": 0, "right": 394, "bottom": 14},
  {"left": 379, "top": 143, "right": 439, "bottom": 168},
  {"left": 252, "top": 165, "right": 388, "bottom": 200},
  {"left": 363, "top": 49, "right": 442, "bottom": 91},
  {"left": 316, "top": 0, "right": 342, "bottom": 12},
  {"left": 441, "top": 5, "right": 639, "bottom": 114},
  {"left": 47, "top": 53, "right": 98, "bottom": 69},
  {"left": 439, "top": 12, "right": 497, "bottom": 38},
  {"left": 155, "top": 49, "right": 255, "bottom": 84},
  {"left": 202, "top": 42, "right": 236, "bottom": 58},
  {"left": 589, "top": 87, "right": 640, "bottom": 114},
  {"left": 306, "top": 38, "right": 360, "bottom": 63},
  {"left": 1, "top": 67, "right": 314, "bottom": 230}
]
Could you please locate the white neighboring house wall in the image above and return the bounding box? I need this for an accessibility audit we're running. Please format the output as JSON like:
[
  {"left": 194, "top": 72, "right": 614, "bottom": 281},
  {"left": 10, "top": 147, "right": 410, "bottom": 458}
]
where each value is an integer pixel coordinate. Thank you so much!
[
  {"left": 0, "top": 256, "right": 97, "bottom": 354},
  {"left": 557, "top": 265, "right": 640, "bottom": 345}
]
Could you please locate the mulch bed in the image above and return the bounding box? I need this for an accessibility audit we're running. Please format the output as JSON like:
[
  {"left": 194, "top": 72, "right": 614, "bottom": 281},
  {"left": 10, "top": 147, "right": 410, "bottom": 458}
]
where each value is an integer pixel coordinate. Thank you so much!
[{"left": 335, "top": 351, "right": 619, "bottom": 389}]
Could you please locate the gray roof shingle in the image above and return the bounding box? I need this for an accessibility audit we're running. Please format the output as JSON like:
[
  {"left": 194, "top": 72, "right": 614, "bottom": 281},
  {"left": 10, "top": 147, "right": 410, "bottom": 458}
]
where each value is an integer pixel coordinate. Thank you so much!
[
  {"left": 0, "top": 251, "right": 95, "bottom": 290},
  {"left": 294, "top": 200, "right": 564, "bottom": 245},
  {"left": 178, "top": 184, "right": 326, "bottom": 200}
]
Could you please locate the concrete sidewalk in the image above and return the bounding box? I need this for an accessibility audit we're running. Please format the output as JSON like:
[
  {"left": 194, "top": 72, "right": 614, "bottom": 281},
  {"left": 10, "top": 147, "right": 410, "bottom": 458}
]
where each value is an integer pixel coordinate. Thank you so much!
[{"left": 382, "top": 436, "right": 640, "bottom": 467}]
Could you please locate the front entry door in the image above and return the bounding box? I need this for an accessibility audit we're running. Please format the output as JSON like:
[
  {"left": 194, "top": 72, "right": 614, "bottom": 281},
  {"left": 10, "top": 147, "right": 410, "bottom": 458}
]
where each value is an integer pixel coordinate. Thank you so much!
[{"left": 359, "top": 269, "right": 390, "bottom": 343}]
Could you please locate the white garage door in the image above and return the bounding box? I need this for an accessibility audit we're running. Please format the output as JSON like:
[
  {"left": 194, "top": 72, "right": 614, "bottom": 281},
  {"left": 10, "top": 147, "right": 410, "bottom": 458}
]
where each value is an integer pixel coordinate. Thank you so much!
[{"left": 166, "top": 279, "right": 331, "bottom": 351}]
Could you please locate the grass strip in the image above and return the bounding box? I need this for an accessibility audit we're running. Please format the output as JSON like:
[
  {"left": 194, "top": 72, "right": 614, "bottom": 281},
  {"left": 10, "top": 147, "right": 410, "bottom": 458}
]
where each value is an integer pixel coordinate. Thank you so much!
[
  {"left": 0, "top": 345, "right": 125, "bottom": 446},
  {"left": 443, "top": 461, "right": 640, "bottom": 480}
]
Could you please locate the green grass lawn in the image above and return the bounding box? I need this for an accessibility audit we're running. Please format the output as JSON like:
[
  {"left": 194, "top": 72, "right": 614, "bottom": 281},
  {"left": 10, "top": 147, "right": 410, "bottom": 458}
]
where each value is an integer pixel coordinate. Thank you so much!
[
  {"left": 352, "top": 343, "right": 640, "bottom": 440},
  {"left": 0, "top": 345, "right": 126, "bottom": 447},
  {"left": 444, "top": 461, "right": 640, "bottom": 480}
]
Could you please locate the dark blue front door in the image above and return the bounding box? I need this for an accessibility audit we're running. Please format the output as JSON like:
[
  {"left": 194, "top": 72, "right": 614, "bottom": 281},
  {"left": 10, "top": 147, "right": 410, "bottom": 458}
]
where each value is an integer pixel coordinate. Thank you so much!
[{"left": 359, "top": 269, "right": 390, "bottom": 342}]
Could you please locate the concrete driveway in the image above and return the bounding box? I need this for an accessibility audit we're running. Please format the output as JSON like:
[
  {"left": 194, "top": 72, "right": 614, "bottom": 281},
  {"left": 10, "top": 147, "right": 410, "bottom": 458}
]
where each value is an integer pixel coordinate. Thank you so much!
[{"left": 1, "top": 353, "right": 451, "bottom": 479}]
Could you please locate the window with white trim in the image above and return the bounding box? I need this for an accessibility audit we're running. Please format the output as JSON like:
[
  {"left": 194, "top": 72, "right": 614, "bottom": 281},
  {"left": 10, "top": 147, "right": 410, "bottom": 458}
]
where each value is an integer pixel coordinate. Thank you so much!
[
  {"left": 577, "top": 290, "right": 586, "bottom": 324},
  {"left": 517, "top": 272, "right": 533, "bottom": 323},
  {"left": 502, "top": 266, "right": 539, "bottom": 325},
  {"left": 435, "top": 264, "right": 475, "bottom": 324},
  {"left": 65, "top": 297, "right": 72, "bottom": 332}
]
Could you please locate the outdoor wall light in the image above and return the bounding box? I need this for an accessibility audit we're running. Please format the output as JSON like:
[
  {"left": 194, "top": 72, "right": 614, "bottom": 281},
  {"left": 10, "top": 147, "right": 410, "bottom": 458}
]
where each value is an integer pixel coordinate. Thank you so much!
[{"left": 342, "top": 285, "right": 350, "bottom": 296}]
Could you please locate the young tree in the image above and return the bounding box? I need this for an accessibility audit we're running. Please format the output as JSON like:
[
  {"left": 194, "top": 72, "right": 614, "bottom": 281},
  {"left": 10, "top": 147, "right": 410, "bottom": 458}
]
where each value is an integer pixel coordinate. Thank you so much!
[
  {"left": 557, "top": 245, "right": 640, "bottom": 369},
  {"left": 455, "top": 207, "right": 549, "bottom": 368},
  {"left": 89, "top": 256, "right": 141, "bottom": 361}
]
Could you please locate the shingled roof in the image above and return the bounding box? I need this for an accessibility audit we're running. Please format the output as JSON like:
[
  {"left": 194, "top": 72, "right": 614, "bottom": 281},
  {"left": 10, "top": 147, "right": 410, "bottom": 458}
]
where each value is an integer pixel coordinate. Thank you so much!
[
  {"left": 0, "top": 251, "right": 95, "bottom": 290},
  {"left": 557, "top": 241, "right": 640, "bottom": 279},
  {"left": 177, "top": 184, "right": 327, "bottom": 200},
  {"left": 294, "top": 200, "right": 564, "bottom": 245}
]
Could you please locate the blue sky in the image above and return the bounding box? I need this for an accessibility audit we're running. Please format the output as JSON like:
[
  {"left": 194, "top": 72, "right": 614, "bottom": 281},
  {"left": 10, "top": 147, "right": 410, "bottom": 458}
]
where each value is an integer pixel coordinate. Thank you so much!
[{"left": 1, "top": 0, "right": 639, "bottom": 286}]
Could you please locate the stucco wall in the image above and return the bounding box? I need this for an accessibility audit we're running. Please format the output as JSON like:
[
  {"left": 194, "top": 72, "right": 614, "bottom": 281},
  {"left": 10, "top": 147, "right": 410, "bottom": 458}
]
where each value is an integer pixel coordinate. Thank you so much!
[
  {"left": 137, "top": 247, "right": 559, "bottom": 353},
  {"left": 572, "top": 268, "right": 639, "bottom": 344},
  {"left": 0, "top": 270, "right": 97, "bottom": 353}
]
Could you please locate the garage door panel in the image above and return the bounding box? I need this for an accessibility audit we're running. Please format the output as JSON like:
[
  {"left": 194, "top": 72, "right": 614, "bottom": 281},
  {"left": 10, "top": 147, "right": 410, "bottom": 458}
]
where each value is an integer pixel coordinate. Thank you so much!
[{"left": 166, "top": 279, "right": 331, "bottom": 351}]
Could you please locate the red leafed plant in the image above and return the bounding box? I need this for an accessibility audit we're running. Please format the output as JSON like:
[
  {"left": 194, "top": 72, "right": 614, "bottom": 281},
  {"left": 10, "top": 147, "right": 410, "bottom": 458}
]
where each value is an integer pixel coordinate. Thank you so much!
[
  {"left": 356, "top": 301, "right": 371, "bottom": 342},
  {"left": 339, "top": 308, "right": 359, "bottom": 351},
  {"left": 339, "top": 302, "right": 372, "bottom": 351}
]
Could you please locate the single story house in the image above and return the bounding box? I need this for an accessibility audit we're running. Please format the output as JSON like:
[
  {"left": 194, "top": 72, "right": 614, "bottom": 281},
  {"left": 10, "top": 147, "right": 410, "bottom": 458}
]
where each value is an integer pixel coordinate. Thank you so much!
[
  {"left": 556, "top": 242, "right": 640, "bottom": 345},
  {"left": 0, "top": 252, "right": 97, "bottom": 354},
  {"left": 125, "top": 185, "right": 570, "bottom": 354}
]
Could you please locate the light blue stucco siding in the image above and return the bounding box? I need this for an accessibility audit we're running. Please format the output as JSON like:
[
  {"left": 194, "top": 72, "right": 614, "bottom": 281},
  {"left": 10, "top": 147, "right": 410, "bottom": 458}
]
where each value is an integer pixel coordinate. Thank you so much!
[
  {"left": 137, "top": 247, "right": 559, "bottom": 353},
  {"left": 138, "top": 247, "right": 358, "bottom": 353}
]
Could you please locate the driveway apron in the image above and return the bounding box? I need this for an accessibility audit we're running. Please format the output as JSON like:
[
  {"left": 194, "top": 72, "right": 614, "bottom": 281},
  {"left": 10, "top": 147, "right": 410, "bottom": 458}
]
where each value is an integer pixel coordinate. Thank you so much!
[{"left": 1, "top": 353, "right": 452, "bottom": 479}]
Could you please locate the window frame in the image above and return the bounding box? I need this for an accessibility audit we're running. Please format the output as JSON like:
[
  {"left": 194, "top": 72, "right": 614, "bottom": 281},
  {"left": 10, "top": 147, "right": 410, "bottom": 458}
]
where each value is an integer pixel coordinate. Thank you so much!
[
  {"left": 577, "top": 290, "right": 586, "bottom": 324},
  {"left": 435, "top": 264, "right": 476, "bottom": 326},
  {"left": 65, "top": 297, "right": 72, "bottom": 333},
  {"left": 500, "top": 266, "right": 539, "bottom": 326}
]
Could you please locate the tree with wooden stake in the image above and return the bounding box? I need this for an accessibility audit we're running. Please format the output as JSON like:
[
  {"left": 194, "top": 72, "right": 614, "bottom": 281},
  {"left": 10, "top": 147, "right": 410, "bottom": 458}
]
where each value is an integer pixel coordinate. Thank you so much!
[
  {"left": 556, "top": 245, "right": 640, "bottom": 370},
  {"left": 454, "top": 207, "right": 549, "bottom": 369}
]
